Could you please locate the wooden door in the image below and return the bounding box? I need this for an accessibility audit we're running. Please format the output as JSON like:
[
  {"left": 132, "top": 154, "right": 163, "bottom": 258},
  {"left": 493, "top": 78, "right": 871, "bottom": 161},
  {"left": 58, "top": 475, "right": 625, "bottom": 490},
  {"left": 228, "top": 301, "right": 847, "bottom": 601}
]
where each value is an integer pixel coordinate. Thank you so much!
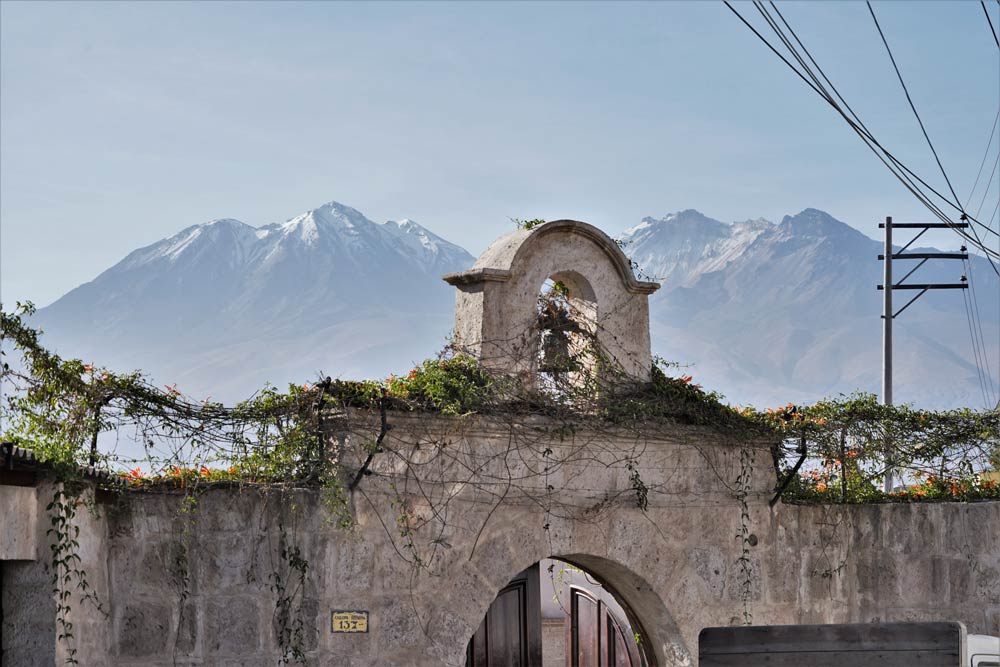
[
  {"left": 466, "top": 564, "right": 542, "bottom": 667},
  {"left": 568, "top": 588, "right": 641, "bottom": 667}
]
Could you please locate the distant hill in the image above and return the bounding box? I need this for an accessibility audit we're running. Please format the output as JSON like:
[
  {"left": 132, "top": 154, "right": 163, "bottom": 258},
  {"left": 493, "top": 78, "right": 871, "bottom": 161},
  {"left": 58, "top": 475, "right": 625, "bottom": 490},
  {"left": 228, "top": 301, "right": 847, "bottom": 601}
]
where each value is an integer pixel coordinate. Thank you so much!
[{"left": 32, "top": 201, "right": 998, "bottom": 408}]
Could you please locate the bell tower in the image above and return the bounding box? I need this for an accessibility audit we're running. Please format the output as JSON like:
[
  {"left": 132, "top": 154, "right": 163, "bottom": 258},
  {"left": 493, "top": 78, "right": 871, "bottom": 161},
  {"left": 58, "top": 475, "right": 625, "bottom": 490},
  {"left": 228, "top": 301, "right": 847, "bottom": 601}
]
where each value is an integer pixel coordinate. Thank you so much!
[{"left": 443, "top": 220, "right": 660, "bottom": 382}]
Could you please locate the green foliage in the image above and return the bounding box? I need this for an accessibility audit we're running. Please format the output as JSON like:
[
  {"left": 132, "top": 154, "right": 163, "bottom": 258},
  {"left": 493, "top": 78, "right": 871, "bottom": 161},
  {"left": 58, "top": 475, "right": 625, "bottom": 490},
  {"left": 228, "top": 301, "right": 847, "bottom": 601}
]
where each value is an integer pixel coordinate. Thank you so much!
[
  {"left": 599, "top": 357, "right": 769, "bottom": 434},
  {"left": 513, "top": 217, "right": 547, "bottom": 231},
  {"left": 386, "top": 355, "right": 498, "bottom": 416},
  {"left": 757, "top": 393, "right": 1000, "bottom": 504},
  {"left": 2, "top": 302, "right": 144, "bottom": 473}
]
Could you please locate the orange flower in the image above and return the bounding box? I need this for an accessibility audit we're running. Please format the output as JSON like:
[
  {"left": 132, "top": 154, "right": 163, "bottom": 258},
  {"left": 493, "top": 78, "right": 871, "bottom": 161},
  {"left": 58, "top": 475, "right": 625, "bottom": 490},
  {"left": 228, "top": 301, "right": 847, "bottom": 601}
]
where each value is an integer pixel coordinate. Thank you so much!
[
  {"left": 83, "top": 363, "right": 94, "bottom": 373},
  {"left": 200, "top": 466, "right": 211, "bottom": 477},
  {"left": 816, "top": 482, "right": 827, "bottom": 492}
]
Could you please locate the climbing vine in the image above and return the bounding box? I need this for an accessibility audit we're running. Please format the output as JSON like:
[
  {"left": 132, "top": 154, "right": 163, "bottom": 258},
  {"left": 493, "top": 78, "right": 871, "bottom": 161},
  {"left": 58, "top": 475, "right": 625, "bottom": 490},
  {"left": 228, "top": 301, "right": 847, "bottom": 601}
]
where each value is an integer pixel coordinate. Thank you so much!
[
  {"left": 270, "top": 525, "right": 310, "bottom": 664},
  {"left": 46, "top": 482, "right": 106, "bottom": 664},
  {"left": 734, "top": 445, "right": 755, "bottom": 625}
]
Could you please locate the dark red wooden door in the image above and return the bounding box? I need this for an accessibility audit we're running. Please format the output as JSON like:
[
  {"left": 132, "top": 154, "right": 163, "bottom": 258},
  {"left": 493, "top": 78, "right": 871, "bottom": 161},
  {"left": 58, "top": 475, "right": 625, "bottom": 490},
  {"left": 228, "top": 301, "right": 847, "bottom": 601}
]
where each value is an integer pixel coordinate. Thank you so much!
[
  {"left": 569, "top": 588, "right": 641, "bottom": 667},
  {"left": 466, "top": 564, "right": 542, "bottom": 667}
]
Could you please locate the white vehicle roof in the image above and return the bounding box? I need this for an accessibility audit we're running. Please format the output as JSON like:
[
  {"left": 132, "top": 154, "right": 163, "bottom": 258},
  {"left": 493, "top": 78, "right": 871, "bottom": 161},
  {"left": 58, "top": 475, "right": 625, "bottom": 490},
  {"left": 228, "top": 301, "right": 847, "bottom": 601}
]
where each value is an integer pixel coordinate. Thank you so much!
[{"left": 969, "top": 634, "right": 1000, "bottom": 667}]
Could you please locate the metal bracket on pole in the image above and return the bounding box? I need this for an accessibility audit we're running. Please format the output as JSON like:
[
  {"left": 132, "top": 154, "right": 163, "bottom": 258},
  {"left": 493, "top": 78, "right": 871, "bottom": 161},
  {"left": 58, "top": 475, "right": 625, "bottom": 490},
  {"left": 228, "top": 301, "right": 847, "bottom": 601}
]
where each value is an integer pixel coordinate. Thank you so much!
[
  {"left": 878, "top": 222, "right": 970, "bottom": 229},
  {"left": 878, "top": 252, "right": 969, "bottom": 260},
  {"left": 892, "top": 288, "right": 929, "bottom": 319}
]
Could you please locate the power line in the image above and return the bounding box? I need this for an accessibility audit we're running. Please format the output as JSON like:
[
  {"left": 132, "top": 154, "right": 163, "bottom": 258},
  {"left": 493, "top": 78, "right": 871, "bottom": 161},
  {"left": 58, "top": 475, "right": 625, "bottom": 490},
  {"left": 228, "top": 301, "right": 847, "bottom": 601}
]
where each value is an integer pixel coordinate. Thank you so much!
[
  {"left": 974, "top": 151, "right": 1000, "bottom": 220},
  {"left": 964, "top": 256, "right": 998, "bottom": 406},
  {"left": 983, "top": 0, "right": 1000, "bottom": 49},
  {"left": 867, "top": 2, "right": 965, "bottom": 212},
  {"left": 761, "top": 0, "right": 968, "bottom": 230},
  {"left": 960, "top": 276, "right": 991, "bottom": 408},
  {"left": 866, "top": 1, "right": 1000, "bottom": 271},
  {"left": 723, "top": 1, "right": 1000, "bottom": 270},
  {"left": 965, "top": 107, "right": 1000, "bottom": 210}
]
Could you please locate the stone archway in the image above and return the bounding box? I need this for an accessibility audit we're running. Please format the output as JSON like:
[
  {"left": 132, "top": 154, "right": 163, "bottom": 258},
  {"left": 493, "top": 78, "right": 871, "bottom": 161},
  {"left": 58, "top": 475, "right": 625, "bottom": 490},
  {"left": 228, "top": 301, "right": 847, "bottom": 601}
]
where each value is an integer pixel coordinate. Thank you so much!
[
  {"left": 459, "top": 550, "right": 692, "bottom": 667},
  {"left": 449, "top": 523, "right": 694, "bottom": 667}
]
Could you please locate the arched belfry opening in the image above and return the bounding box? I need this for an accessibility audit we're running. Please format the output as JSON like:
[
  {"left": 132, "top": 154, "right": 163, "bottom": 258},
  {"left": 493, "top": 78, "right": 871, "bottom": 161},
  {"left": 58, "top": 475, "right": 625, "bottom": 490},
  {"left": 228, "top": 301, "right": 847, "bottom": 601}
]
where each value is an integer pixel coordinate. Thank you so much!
[
  {"left": 536, "top": 272, "right": 598, "bottom": 389},
  {"left": 443, "top": 220, "right": 660, "bottom": 385}
]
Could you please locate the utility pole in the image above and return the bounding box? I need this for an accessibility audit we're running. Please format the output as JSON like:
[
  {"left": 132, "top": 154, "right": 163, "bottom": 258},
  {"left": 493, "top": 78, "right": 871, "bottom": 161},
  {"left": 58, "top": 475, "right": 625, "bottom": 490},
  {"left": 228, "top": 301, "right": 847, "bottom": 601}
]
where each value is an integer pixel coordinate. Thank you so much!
[
  {"left": 882, "top": 217, "right": 893, "bottom": 492},
  {"left": 878, "top": 217, "right": 969, "bottom": 492}
]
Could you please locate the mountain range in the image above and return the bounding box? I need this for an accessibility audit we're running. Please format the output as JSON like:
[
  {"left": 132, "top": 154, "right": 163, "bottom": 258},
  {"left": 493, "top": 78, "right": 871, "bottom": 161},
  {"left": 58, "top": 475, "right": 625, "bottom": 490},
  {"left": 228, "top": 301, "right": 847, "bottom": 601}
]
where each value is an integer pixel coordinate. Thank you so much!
[
  {"left": 30, "top": 201, "right": 999, "bottom": 409},
  {"left": 626, "top": 208, "right": 997, "bottom": 409}
]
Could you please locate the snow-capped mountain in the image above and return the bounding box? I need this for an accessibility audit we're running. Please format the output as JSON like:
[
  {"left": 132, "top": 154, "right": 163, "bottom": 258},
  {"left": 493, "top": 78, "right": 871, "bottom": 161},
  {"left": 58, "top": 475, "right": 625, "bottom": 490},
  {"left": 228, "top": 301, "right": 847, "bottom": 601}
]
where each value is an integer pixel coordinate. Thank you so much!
[
  {"left": 627, "top": 208, "right": 999, "bottom": 409},
  {"left": 622, "top": 209, "right": 772, "bottom": 287},
  {"left": 33, "top": 201, "right": 474, "bottom": 400},
  {"left": 30, "top": 201, "right": 997, "bottom": 409}
]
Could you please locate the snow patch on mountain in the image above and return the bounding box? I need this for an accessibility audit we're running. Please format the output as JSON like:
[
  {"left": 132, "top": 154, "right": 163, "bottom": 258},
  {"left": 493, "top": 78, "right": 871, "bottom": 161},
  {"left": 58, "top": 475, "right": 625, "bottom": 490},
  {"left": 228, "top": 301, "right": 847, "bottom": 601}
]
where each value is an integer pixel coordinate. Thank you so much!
[{"left": 621, "top": 209, "right": 773, "bottom": 286}]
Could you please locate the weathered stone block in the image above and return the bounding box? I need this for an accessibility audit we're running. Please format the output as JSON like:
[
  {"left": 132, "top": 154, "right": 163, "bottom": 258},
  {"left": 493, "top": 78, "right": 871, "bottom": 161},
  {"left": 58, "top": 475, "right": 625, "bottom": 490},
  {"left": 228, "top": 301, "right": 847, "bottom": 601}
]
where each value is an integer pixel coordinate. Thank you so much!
[
  {"left": 724, "top": 555, "right": 761, "bottom": 602},
  {"left": 193, "top": 490, "right": 263, "bottom": 534},
  {"left": 270, "top": 595, "right": 319, "bottom": 655},
  {"left": 175, "top": 600, "right": 198, "bottom": 654},
  {"left": 854, "top": 553, "right": 899, "bottom": 602},
  {"left": 687, "top": 547, "right": 726, "bottom": 600},
  {"left": 376, "top": 597, "right": 422, "bottom": 647},
  {"left": 985, "top": 606, "right": 1000, "bottom": 635},
  {"left": 0, "top": 486, "right": 37, "bottom": 560},
  {"left": 974, "top": 558, "right": 1000, "bottom": 601},
  {"left": 947, "top": 556, "right": 975, "bottom": 602},
  {"left": 762, "top": 549, "right": 798, "bottom": 605},
  {"left": 895, "top": 557, "right": 934, "bottom": 606},
  {"left": 204, "top": 597, "right": 260, "bottom": 656},
  {"left": 321, "top": 537, "right": 374, "bottom": 593},
  {"left": 114, "top": 601, "right": 172, "bottom": 657},
  {"left": 193, "top": 530, "right": 265, "bottom": 593}
]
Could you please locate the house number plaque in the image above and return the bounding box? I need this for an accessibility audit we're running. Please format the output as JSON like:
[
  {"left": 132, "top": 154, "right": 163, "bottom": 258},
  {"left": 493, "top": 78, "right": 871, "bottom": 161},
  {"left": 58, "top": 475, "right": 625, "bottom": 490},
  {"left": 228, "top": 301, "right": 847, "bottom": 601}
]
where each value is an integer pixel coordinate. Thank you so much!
[{"left": 331, "top": 610, "right": 369, "bottom": 633}]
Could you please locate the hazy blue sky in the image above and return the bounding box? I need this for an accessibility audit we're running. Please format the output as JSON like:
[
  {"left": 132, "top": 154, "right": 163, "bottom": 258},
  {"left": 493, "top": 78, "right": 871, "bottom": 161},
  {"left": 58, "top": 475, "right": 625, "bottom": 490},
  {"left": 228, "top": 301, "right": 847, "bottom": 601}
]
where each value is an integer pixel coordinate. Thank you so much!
[{"left": 2, "top": 0, "right": 998, "bottom": 306}]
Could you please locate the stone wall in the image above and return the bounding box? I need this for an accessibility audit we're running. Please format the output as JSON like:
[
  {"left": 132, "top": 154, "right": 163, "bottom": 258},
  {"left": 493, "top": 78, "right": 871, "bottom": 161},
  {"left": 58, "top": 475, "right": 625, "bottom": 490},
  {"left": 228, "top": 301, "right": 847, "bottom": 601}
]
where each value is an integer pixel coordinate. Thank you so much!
[{"left": 3, "top": 414, "right": 998, "bottom": 666}]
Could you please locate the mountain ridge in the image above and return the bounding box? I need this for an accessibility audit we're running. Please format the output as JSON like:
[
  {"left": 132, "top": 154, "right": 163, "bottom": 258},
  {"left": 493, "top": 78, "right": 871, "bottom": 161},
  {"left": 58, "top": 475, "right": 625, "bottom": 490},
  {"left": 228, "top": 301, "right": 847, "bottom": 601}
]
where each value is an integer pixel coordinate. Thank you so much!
[{"left": 31, "top": 201, "right": 998, "bottom": 409}]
